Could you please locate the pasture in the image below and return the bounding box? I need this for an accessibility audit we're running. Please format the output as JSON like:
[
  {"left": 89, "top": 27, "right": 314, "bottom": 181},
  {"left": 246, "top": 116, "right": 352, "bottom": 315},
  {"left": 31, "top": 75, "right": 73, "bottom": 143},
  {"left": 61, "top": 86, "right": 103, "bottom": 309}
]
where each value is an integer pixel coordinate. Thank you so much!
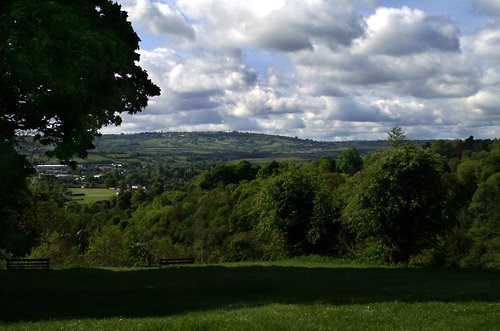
[{"left": 0, "top": 260, "right": 498, "bottom": 330}]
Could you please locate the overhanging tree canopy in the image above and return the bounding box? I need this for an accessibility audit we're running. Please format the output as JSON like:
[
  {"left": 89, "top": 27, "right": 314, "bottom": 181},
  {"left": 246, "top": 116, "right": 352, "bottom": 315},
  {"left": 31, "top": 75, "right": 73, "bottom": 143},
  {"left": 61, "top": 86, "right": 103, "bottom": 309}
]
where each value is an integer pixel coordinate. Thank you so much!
[
  {"left": 0, "top": 0, "right": 160, "bottom": 254},
  {"left": 0, "top": 0, "right": 161, "bottom": 161}
]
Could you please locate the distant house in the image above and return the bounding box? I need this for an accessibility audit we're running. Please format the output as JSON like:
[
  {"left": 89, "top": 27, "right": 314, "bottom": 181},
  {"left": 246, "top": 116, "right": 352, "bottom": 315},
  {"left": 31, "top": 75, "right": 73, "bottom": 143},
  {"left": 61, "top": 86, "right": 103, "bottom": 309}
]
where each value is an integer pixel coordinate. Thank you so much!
[
  {"left": 35, "top": 164, "right": 69, "bottom": 172},
  {"left": 80, "top": 162, "right": 122, "bottom": 169}
]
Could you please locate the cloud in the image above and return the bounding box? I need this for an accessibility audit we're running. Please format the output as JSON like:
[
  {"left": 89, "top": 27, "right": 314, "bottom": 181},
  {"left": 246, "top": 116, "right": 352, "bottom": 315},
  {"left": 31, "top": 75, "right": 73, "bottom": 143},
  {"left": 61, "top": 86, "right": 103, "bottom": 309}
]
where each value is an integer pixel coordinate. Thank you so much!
[
  {"left": 225, "top": 86, "right": 305, "bottom": 117},
  {"left": 467, "top": 89, "right": 500, "bottom": 115},
  {"left": 256, "top": 114, "right": 306, "bottom": 130},
  {"left": 124, "top": 46, "right": 308, "bottom": 134},
  {"left": 122, "top": 0, "right": 195, "bottom": 41},
  {"left": 168, "top": 58, "right": 257, "bottom": 94},
  {"left": 107, "top": 0, "right": 499, "bottom": 140},
  {"left": 251, "top": 0, "right": 365, "bottom": 52},
  {"left": 253, "top": 25, "right": 313, "bottom": 52},
  {"left": 353, "top": 7, "right": 460, "bottom": 55},
  {"left": 319, "top": 97, "right": 387, "bottom": 122},
  {"left": 292, "top": 45, "right": 478, "bottom": 99},
  {"left": 372, "top": 98, "right": 456, "bottom": 126},
  {"left": 460, "top": 23, "right": 500, "bottom": 116},
  {"left": 175, "top": 0, "right": 365, "bottom": 51},
  {"left": 138, "top": 47, "right": 258, "bottom": 112},
  {"left": 473, "top": 0, "right": 500, "bottom": 16},
  {"left": 464, "top": 22, "right": 500, "bottom": 60}
]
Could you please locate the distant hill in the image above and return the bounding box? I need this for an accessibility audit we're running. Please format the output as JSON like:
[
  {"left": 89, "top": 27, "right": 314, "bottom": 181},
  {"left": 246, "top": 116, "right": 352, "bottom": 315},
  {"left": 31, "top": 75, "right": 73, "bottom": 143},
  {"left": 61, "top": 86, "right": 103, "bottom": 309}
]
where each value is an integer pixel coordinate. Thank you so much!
[
  {"left": 24, "top": 131, "right": 389, "bottom": 166},
  {"left": 87, "top": 131, "right": 387, "bottom": 165}
]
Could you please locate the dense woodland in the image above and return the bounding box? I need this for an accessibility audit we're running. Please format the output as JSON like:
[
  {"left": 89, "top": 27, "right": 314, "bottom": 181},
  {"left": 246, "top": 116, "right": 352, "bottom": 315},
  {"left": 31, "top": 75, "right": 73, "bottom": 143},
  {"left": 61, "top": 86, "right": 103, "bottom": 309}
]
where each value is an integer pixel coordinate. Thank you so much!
[
  {"left": 1, "top": 131, "right": 499, "bottom": 269},
  {"left": 3, "top": 2, "right": 496, "bottom": 270}
]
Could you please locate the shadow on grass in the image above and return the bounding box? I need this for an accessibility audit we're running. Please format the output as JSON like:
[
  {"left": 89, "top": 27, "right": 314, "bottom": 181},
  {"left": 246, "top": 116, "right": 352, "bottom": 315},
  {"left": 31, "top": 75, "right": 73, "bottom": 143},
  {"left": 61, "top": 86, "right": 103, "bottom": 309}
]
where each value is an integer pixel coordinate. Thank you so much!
[{"left": 0, "top": 266, "right": 498, "bottom": 322}]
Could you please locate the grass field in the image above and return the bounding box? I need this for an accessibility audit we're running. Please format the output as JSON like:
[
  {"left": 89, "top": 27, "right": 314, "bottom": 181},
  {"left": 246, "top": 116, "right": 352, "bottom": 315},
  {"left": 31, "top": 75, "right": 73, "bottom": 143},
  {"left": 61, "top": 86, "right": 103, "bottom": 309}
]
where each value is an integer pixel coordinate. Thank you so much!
[
  {"left": 0, "top": 260, "right": 498, "bottom": 330},
  {"left": 69, "top": 188, "right": 116, "bottom": 204}
]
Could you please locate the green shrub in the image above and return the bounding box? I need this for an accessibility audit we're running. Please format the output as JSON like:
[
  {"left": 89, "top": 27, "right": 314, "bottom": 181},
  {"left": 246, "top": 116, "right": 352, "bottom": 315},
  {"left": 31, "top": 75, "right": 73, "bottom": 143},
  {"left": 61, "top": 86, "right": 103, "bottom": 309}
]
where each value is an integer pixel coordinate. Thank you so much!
[
  {"left": 0, "top": 248, "right": 12, "bottom": 269},
  {"left": 84, "top": 225, "right": 128, "bottom": 267},
  {"left": 222, "top": 232, "right": 263, "bottom": 262},
  {"left": 29, "top": 232, "right": 82, "bottom": 268},
  {"left": 354, "top": 237, "right": 392, "bottom": 265}
]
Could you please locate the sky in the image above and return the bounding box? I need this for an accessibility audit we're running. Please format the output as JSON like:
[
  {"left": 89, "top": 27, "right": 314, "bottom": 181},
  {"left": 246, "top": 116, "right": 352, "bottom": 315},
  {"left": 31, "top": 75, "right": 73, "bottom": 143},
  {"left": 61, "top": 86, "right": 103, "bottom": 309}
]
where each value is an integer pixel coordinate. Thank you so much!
[{"left": 105, "top": 0, "right": 500, "bottom": 141}]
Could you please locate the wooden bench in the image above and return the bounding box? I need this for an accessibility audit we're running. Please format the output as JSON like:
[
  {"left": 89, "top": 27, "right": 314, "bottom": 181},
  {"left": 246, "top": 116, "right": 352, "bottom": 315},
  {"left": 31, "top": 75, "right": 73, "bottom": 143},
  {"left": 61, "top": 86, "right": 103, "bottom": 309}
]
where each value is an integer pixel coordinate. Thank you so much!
[
  {"left": 159, "top": 258, "right": 194, "bottom": 267},
  {"left": 6, "top": 258, "right": 50, "bottom": 270}
]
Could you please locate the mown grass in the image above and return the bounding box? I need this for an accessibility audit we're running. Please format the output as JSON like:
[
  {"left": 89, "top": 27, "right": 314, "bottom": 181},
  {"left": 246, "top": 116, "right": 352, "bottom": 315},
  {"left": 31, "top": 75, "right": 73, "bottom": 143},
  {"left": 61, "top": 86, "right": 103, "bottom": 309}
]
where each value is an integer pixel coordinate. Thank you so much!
[
  {"left": 0, "top": 261, "right": 498, "bottom": 330},
  {"left": 68, "top": 188, "right": 116, "bottom": 204}
]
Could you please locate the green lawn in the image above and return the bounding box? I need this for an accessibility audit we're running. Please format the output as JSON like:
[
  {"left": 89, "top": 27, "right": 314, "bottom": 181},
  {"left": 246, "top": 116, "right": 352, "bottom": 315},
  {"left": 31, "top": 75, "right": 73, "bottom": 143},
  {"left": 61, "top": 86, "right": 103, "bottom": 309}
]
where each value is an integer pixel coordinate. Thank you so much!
[
  {"left": 0, "top": 262, "right": 498, "bottom": 330},
  {"left": 69, "top": 188, "right": 116, "bottom": 204}
]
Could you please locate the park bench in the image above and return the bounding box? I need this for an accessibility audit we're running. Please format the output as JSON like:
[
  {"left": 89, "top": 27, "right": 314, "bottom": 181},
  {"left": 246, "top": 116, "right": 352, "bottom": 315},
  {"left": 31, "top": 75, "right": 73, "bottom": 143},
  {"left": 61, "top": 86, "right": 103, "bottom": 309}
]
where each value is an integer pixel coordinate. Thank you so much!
[
  {"left": 6, "top": 258, "right": 50, "bottom": 270},
  {"left": 159, "top": 258, "right": 194, "bottom": 267}
]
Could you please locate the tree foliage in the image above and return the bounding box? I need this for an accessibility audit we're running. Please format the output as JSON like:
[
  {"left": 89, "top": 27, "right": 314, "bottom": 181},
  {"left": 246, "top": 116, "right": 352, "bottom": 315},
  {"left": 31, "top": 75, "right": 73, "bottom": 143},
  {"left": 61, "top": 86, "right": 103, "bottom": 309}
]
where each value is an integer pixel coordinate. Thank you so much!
[
  {"left": 0, "top": 144, "right": 35, "bottom": 255},
  {"left": 254, "top": 167, "right": 343, "bottom": 256},
  {"left": 431, "top": 140, "right": 455, "bottom": 159},
  {"left": 1, "top": 132, "right": 497, "bottom": 268},
  {"left": 464, "top": 168, "right": 500, "bottom": 268},
  {"left": 344, "top": 144, "right": 450, "bottom": 263},
  {"left": 387, "top": 126, "right": 407, "bottom": 147},
  {"left": 338, "top": 147, "right": 363, "bottom": 175},
  {"left": 0, "top": 0, "right": 160, "bottom": 160},
  {"left": 199, "top": 161, "right": 259, "bottom": 189},
  {"left": 0, "top": 0, "right": 159, "bottom": 253}
]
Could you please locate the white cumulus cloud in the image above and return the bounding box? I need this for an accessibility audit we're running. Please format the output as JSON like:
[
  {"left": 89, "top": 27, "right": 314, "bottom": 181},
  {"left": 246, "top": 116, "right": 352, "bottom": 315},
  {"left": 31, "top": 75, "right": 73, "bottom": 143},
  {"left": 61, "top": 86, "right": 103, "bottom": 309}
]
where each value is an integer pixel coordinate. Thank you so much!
[{"left": 108, "top": 0, "right": 499, "bottom": 140}]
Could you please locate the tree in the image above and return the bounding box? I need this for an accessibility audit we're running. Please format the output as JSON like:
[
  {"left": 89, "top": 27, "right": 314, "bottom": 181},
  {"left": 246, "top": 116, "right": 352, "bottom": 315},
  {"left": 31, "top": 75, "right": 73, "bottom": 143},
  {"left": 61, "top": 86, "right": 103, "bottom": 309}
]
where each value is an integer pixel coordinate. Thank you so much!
[
  {"left": 254, "top": 168, "right": 315, "bottom": 255},
  {"left": 431, "top": 140, "right": 455, "bottom": 159},
  {"left": 463, "top": 170, "right": 500, "bottom": 268},
  {"left": 0, "top": 142, "right": 36, "bottom": 255},
  {"left": 257, "top": 160, "right": 283, "bottom": 178},
  {"left": 344, "top": 144, "right": 451, "bottom": 263},
  {"left": 254, "top": 168, "right": 341, "bottom": 256},
  {"left": 387, "top": 126, "right": 406, "bottom": 147},
  {"left": 317, "top": 156, "right": 336, "bottom": 173},
  {"left": 338, "top": 147, "right": 363, "bottom": 175},
  {"left": 0, "top": 0, "right": 159, "bottom": 254},
  {"left": 455, "top": 159, "right": 482, "bottom": 200},
  {"left": 1, "top": 0, "right": 160, "bottom": 161},
  {"left": 480, "top": 139, "right": 500, "bottom": 180},
  {"left": 199, "top": 161, "right": 259, "bottom": 189},
  {"left": 85, "top": 224, "right": 127, "bottom": 267}
]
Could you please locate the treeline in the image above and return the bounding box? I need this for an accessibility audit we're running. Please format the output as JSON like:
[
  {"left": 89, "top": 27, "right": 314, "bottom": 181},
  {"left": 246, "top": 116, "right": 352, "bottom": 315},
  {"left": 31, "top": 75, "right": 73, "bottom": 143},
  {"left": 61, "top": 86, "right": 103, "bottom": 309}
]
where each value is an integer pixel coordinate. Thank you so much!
[{"left": 1, "top": 133, "right": 498, "bottom": 269}]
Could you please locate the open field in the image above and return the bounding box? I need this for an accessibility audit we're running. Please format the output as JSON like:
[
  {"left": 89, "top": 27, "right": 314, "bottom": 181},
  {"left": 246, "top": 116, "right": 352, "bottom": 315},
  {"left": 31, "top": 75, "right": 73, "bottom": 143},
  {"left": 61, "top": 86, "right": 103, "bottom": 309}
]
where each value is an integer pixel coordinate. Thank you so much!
[
  {"left": 68, "top": 188, "right": 116, "bottom": 204},
  {"left": 0, "top": 260, "right": 498, "bottom": 330}
]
